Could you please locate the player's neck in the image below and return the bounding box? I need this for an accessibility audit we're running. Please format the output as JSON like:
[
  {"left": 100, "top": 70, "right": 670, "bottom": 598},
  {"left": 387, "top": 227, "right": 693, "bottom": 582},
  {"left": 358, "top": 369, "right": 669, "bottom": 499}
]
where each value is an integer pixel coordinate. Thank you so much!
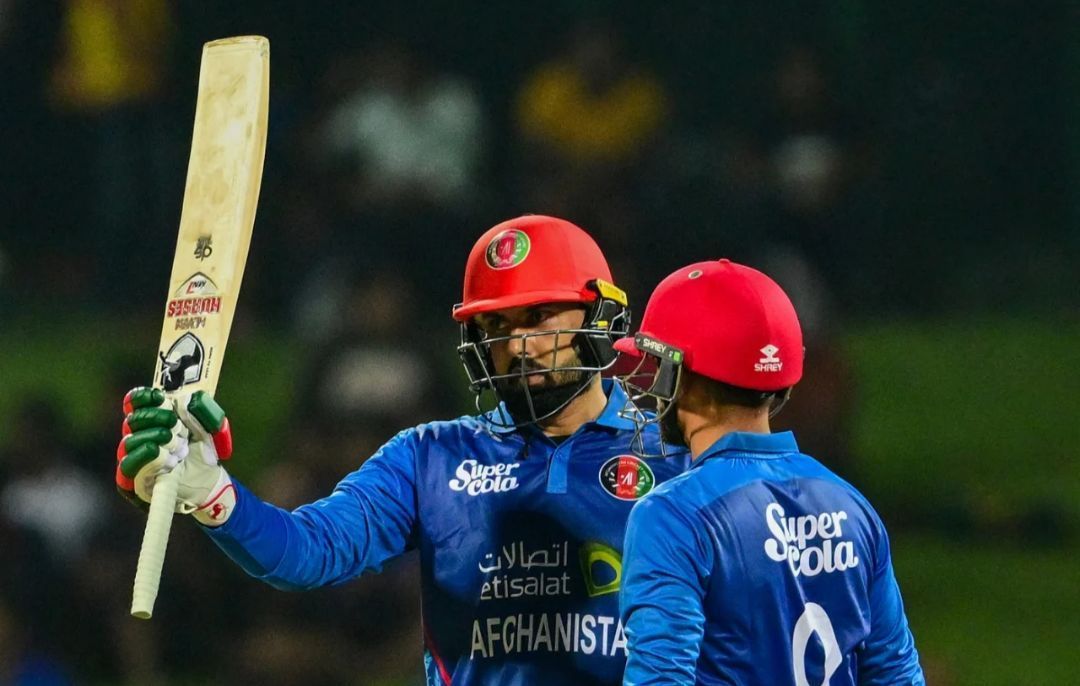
[
  {"left": 684, "top": 407, "right": 771, "bottom": 459},
  {"left": 540, "top": 377, "right": 607, "bottom": 438}
]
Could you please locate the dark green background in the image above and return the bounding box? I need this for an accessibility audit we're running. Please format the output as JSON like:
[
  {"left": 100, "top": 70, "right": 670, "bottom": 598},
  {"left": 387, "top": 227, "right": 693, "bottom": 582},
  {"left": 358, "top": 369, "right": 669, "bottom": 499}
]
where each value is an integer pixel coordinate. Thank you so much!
[
  {"left": 2, "top": 1, "right": 1079, "bottom": 684},
  {"left": 3, "top": 315, "right": 1077, "bottom": 684}
]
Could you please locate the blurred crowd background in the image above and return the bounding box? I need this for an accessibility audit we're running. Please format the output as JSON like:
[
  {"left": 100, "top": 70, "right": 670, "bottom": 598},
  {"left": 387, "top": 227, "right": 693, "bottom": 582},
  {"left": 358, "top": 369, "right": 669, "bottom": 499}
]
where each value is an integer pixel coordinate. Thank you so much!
[{"left": 0, "top": 2, "right": 1078, "bottom": 685}]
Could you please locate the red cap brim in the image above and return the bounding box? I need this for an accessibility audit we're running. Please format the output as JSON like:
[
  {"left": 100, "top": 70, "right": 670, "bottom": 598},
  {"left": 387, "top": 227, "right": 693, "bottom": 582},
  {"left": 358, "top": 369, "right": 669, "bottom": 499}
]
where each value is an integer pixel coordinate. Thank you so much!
[
  {"left": 452, "top": 289, "right": 596, "bottom": 321},
  {"left": 613, "top": 336, "right": 642, "bottom": 357}
]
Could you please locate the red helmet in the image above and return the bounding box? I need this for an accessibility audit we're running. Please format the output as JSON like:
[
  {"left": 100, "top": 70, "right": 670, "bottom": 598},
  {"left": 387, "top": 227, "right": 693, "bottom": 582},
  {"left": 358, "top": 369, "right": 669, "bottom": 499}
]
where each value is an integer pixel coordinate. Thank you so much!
[
  {"left": 615, "top": 259, "right": 803, "bottom": 391},
  {"left": 453, "top": 215, "right": 614, "bottom": 321},
  {"left": 453, "top": 215, "right": 630, "bottom": 426}
]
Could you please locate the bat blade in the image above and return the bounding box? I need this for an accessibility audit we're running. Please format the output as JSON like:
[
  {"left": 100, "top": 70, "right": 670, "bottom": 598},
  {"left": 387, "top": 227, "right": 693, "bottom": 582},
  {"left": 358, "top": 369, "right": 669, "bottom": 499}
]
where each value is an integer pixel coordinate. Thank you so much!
[
  {"left": 155, "top": 35, "right": 269, "bottom": 396},
  {"left": 131, "top": 35, "right": 269, "bottom": 620}
]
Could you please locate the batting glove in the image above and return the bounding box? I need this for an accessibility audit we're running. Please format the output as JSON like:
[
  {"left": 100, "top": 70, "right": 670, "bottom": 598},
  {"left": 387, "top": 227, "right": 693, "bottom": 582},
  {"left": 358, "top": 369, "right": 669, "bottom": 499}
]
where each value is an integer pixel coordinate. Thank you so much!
[{"left": 115, "top": 387, "right": 236, "bottom": 526}]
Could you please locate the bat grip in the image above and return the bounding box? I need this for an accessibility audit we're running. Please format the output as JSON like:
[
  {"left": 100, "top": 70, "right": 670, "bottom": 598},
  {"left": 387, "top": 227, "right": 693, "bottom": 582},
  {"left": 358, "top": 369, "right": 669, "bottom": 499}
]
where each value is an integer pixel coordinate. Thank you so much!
[{"left": 131, "top": 467, "right": 181, "bottom": 619}]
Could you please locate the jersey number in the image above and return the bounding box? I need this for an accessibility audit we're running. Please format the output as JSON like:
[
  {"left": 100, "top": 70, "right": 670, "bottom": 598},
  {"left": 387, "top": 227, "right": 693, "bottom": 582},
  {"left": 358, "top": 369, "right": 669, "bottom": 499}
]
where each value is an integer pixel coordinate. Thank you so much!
[{"left": 792, "top": 602, "right": 842, "bottom": 686}]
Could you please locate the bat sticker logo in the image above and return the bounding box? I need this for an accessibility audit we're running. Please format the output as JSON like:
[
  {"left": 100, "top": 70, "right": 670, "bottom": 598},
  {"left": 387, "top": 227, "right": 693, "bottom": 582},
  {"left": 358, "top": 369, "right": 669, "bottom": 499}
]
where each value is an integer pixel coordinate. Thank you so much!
[
  {"left": 174, "top": 272, "right": 219, "bottom": 297},
  {"left": 194, "top": 236, "right": 213, "bottom": 261},
  {"left": 159, "top": 333, "right": 205, "bottom": 391}
]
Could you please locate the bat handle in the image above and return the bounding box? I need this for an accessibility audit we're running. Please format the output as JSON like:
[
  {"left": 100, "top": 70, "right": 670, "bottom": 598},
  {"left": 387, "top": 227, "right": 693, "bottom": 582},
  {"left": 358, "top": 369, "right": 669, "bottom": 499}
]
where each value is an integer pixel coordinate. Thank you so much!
[{"left": 131, "top": 467, "right": 182, "bottom": 619}]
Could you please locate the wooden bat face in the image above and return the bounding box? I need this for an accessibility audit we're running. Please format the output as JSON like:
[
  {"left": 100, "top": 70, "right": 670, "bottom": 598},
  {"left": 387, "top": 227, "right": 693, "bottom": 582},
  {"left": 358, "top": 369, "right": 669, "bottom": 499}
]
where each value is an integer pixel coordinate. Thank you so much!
[{"left": 155, "top": 36, "right": 268, "bottom": 399}]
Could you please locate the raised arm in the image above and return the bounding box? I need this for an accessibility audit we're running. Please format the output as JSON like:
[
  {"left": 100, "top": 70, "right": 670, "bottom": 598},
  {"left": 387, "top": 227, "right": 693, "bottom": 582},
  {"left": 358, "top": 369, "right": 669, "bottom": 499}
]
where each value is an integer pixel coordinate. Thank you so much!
[{"left": 116, "top": 387, "right": 419, "bottom": 591}]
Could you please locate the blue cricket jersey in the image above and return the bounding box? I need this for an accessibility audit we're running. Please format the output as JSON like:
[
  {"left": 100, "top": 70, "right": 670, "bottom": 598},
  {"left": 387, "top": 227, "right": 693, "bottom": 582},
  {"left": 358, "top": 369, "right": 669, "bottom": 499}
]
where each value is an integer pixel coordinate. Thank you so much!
[
  {"left": 620, "top": 431, "right": 924, "bottom": 686},
  {"left": 203, "top": 381, "right": 690, "bottom": 685}
]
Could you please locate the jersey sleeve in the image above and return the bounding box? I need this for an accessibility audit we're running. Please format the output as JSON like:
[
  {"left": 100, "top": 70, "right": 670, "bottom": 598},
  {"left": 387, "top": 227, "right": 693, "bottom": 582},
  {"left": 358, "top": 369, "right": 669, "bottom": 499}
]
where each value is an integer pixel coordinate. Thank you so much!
[
  {"left": 620, "top": 494, "right": 713, "bottom": 686},
  {"left": 201, "top": 428, "right": 419, "bottom": 591},
  {"left": 857, "top": 516, "right": 925, "bottom": 685}
]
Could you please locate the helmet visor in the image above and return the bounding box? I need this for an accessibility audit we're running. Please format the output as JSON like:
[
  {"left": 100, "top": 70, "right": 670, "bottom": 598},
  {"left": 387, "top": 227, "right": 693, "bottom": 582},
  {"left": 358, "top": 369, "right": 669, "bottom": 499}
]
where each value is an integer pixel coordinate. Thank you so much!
[
  {"left": 458, "top": 327, "right": 615, "bottom": 427},
  {"left": 615, "top": 334, "right": 685, "bottom": 457}
]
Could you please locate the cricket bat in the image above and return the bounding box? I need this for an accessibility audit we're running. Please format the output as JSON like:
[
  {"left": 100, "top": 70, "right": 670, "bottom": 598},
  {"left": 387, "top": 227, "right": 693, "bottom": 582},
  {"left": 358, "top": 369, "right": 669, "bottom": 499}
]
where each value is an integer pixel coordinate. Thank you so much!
[{"left": 130, "top": 35, "right": 269, "bottom": 620}]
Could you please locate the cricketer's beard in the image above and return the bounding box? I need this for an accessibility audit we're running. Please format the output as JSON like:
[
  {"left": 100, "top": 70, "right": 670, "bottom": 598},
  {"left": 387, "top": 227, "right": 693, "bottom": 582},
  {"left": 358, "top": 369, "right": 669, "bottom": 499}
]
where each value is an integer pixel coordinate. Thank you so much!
[
  {"left": 658, "top": 400, "right": 689, "bottom": 449},
  {"left": 495, "top": 357, "right": 591, "bottom": 423}
]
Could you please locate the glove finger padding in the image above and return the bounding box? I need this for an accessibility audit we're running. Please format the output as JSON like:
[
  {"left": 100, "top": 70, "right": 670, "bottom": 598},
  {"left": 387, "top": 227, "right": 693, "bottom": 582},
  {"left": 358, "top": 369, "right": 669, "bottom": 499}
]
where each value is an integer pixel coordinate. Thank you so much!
[
  {"left": 124, "top": 386, "right": 167, "bottom": 414},
  {"left": 176, "top": 390, "right": 233, "bottom": 460},
  {"left": 124, "top": 407, "right": 179, "bottom": 433},
  {"left": 116, "top": 386, "right": 189, "bottom": 502},
  {"left": 117, "top": 427, "right": 189, "bottom": 500},
  {"left": 114, "top": 386, "right": 236, "bottom": 524}
]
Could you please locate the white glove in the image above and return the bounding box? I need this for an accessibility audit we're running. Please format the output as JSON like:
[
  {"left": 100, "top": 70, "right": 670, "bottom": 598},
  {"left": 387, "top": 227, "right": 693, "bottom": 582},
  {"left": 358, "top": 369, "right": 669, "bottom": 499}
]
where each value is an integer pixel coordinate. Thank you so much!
[{"left": 116, "top": 387, "right": 236, "bottom": 526}]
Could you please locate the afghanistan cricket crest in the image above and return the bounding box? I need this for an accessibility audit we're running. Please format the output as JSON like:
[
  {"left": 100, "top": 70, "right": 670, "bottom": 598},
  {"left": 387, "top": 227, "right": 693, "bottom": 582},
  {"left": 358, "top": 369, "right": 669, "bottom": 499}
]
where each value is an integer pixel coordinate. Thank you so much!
[
  {"left": 485, "top": 229, "right": 531, "bottom": 269},
  {"left": 599, "top": 455, "right": 655, "bottom": 501}
]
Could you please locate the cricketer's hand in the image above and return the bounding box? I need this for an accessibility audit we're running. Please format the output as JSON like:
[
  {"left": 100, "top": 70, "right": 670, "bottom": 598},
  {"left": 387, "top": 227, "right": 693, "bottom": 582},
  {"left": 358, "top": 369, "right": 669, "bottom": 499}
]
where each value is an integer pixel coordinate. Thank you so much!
[{"left": 115, "top": 387, "right": 236, "bottom": 526}]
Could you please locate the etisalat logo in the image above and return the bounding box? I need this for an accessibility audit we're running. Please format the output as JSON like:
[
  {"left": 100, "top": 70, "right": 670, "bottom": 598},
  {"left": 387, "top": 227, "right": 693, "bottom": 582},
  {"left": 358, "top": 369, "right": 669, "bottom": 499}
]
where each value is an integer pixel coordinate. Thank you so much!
[
  {"left": 477, "top": 541, "right": 571, "bottom": 601},
  {"left": 475, "top": 540, "right": 623, "bottom": 601},
  {"left": 158, "top": 333, "right": 204, "bottom": 391},
  {"left": 485, "top": 229, "right": 531, "bottom": 270},
  {"left": 599, "top": 455, "right": 655, "bottom": 501},
  {"left": 470, "top": 540, "right": 629, "bottom": 660}
]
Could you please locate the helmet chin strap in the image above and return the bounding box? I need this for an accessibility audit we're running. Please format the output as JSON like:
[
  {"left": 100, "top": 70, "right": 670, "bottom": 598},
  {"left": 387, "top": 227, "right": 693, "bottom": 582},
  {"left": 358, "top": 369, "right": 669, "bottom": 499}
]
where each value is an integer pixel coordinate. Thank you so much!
[
  {"left": 768, "top": 388, "right": 793, "bottom": 418},
  {"left": 683, "top": 420, "right": 712, "bottom": 446},
  {"left": 667, "top": 401, "right": 731, "bottom": 450}
]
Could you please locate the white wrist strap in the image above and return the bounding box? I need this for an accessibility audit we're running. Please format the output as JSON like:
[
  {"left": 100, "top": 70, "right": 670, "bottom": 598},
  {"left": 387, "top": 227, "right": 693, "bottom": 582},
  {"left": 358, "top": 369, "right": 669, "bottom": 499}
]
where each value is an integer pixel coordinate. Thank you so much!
[{"left": 191, "top": 468, "right": 236, "bottom": 526}]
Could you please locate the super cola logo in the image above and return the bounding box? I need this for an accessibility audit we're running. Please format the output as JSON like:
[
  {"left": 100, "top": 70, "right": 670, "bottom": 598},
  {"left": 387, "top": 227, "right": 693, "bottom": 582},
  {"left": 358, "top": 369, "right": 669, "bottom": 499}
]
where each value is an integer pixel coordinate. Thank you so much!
[
  {"left": 763, "top": 502, "right": 859, "bottom": 577},
  {"left": 450, "top": 459, "right": 522, "bottom": 496}
]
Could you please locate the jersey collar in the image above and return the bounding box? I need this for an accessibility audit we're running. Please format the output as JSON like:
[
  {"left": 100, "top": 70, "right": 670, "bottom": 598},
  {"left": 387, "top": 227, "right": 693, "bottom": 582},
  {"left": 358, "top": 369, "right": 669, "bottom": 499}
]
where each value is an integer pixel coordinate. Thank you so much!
[
  {"left": 483, "top": 378, "right": 636, "bottom": 435},
  {"left": 693, "top": 431, "right": 800, "bottom": 467},
  {"left": 594, "top": 379, "right": 637, "bottom": 431}
]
